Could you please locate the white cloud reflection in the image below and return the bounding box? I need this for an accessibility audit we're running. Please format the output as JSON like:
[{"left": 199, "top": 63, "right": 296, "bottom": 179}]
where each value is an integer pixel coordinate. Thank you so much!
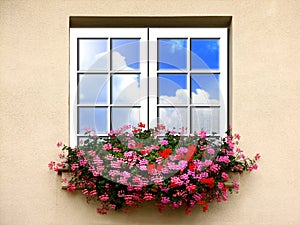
[{"left": 79, "top": 50, "right": 219, "bottom": 133}]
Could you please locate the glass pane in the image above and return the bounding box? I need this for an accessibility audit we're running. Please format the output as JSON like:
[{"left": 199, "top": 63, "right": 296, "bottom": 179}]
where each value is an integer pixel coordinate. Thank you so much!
[
  {"left": 111, "top": 107, "right": 140, "bottom": 130},
  {"left": 158, "top": 39, "right": 187, "bottom": 70},
  {"left": 112, "top": 74, "right": 141, "bottom": 104},
  {"left": 191, "top": 74, "right": 219, "bottom": 104},
  {"left": 111, "top": 39, "right": 140, "bottom": 70},
  {"left": 158, "top": 107, "right": 187, "bottom": 132},
  {"left": 191, "top": 107, "right": 219, "bottom": 134},
  {"left": 78, "top": 74, "right": 108, "bottom": 104},
  {"left": 158, "top": 74, "right": 188, "bottom": 104},
  {"left": 79, "top": 39, "right": 108, "bottom": 71},
  {"left": 191, "top": 39, "right": 219, "bottom": 70},
  {"left": 78, "top": 107, "right": 107, "bottom": 134}
]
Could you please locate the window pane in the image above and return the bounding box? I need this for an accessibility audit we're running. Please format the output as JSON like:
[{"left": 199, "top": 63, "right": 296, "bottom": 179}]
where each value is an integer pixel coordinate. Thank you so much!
[
  {"left": 78, "top": 74, "right": 108, "bottom": 104},
  {"left": 191, "top": 74, "right": 219, "bottom": 104},
  {"left": 79, "top": 39, "right": 108, "bottom": 71},
  {"left": 111, "top": 39, "right": 140, "bottom": 70},
  {"left": 111, "top": 107, "right": 140, "bottom": 130},
  {"left": 158, "top": 107, "right": 187, "bottom": 132},
  {"left": 78, "top": 107, "right": 107, "bottom": 134},
  {"left": 191, "top": 107, "right": 219, "bottom": 134},
  {"left": 191, "top": 39, "right": 219, "bottom": 70},
  {"left": 158, "top": 39, "right": 187, "bottom": 70},
  {"left": 112, "top": 74, "right": 141, "bottom": 104},
  {"left": 158, "top": 74, "right": 188, "bottom": 104}
]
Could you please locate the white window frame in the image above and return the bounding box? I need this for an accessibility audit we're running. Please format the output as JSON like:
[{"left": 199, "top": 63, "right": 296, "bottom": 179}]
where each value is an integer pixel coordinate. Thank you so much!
[
  {"left": 149, "top": 28, "right": 228, "bottom": 137},
  {"left": 70, "top": 28, "right": 148, "bottom": 147},
  {"left": 70, "top": 28, "right": 228, "bottom": 147}
]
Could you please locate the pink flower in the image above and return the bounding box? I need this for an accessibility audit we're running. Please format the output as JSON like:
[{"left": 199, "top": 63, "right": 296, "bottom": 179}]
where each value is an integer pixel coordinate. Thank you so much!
[
  {"left": 56, "top": 141, "right": 62, "bottom": 147},
  {"left": 255, "top": 153, "right": 261, "bottom": 160},
  {"left": 159, "top": 140, "right": 169, "bottom": 145},
  {"left": 186, "top": 184, "right": 197, "bottom": 193},
  {"left": 207, "top": 146, "right": 215, "bottom": 155},
  {"left": 67, "top": 183, "right": 76, "bottom": 192},
  {"left": 82, "top": 189, "right": 89, "bottom": 196},
  {"left": 99, "top": 194, "right": 109, "bottom": 201},
  {"left": 252, "top": 164, "right": 258, "bottom": 170},
  {"left": 198, "top": 130, "right": 207, "bottom": 138},
  {"left": 233, "top": 179, "right": 239, "bottom": 191},
  {"left": 48, "top": 161, "right": 55, "bottom": 170},
  {"left": 234, "top": 133, "right": 241, "bottom": 140},
  {"left": 90, "top": 190, "right": 97, "bottom": 197},
  {"left": 61, "top": 178, "right": 68, "bottom": 183},
  {"left": 76, "top": 150, "right": 85, "bottom": 157},
  {"left": 161, "top": 197, "right": 170, "bottom": 204},
  {"left": 103, "top": 143, "right": 112, "bottom": 150},
  {"left": 71, "top": 163, "right": 79, "bottom": 171},
  {"left": 218, "top": 182, "right": 224, "bottom": 189},
  {"left": 79, "top": 159, "right": 87, "bottom": 166},
  {"left": 143, "top": 193, "right": 154, "bottom": 201},
  {"left": 222, "top": 172, "right": 229, "bottom": 181},
  {"left": 204, "top": 160, "right": 212, "bottom": 167}
]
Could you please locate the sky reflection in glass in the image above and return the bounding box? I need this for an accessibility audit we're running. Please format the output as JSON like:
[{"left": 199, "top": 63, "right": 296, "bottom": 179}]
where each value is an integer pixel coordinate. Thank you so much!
[
  {"left": 158, "top": 39, "right": 187, "bottom": 70},
  {"left": 112, "top": 39, "right": 140, "bottom": 70},
  {"left": 78, "top": 74, "right": 108, "bottom": 104},
  {"left": 79, "top": 39, "right": 108, "bottom": 70},
  {"left": 111, "top": 107, "right": 140, "bottom": 130},
  {"left": 78, "top": 107, "right": 107, "bottom": 134},
  {"left": 191, "top": 74, "right": 219, "bottom": 104},
  {"left": 191, "top": 39, "right": 219, "bottom": 70}
]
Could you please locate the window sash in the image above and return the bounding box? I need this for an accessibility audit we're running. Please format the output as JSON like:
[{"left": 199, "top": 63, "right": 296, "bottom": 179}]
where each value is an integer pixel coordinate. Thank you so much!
[{"left": 70, "top": 28, "right": 228, "bottom": 147}]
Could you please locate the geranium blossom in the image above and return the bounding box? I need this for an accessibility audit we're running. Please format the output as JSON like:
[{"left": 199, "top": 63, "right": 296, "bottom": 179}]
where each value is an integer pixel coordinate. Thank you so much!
[{"left": 50, "top": 123, "right": 260, "bottom": 215}]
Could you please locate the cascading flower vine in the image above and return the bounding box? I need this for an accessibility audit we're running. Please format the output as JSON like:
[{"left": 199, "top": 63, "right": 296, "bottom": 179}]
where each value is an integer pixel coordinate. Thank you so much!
[{"left": 49, "top": 123, "right": 260, "bottom": 215}]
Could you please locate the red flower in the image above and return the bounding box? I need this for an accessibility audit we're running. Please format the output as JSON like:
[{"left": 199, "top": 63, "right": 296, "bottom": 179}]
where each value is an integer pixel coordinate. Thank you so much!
[
  {"left": 203, "top": 204, "right": 208, "bottom": 212},
  {"left": 198, "top": 200, "right": 206, "bottom": 205},
  {"left": 158, "top": 148, "right": 172, "bottom": 159},
  {"left": 141, "top": 149, "right": 148, "bottom": 155},
  {"left": 200, "top": 178, "right": 215, "bottom": 188},
  {"left": 138, "top": 122, "right": 145, "bottom": 128},
  {"left": 189, "top": 163, "right": 196, "bottom": 171},
  {"left": 133, "top": 128, "right": 141, "bottom": 133}
]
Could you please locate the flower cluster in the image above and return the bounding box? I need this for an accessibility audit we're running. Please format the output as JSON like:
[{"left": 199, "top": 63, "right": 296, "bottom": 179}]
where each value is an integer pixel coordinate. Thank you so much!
[{"left": 49, "top": 123, "right": 260, "bottom": 215}]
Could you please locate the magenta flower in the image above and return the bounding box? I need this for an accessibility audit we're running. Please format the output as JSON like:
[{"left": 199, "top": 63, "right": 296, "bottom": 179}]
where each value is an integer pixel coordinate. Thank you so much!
[
  {"left": 233, "top": 179, "right": 239, "bottom": 191},
  {"left": 234, "top": 133, "right": 241, "bottom": 140},
  {"left": 221, "top": 172, "right": 229, "bottom": 180},
  {"left": 56, "top": 141, "right": 62, "bottom": 147},
  {"left": 252, "top": 164, "right": 258, "bottom": 170},
  {"left": 159, "top": 140, "right": 169, "bottom": 146},
  {"left": 255, "top": 153, "right": 261, "bottom": 160},
  {"left": 161, "top": 197, "right": 170, "bottom": 204},
  {"left": 207, "top": 146, "right": 215, "bottom": 155},
  {"left": 48, "top": 161, "right": 55, "bottom": 170}
]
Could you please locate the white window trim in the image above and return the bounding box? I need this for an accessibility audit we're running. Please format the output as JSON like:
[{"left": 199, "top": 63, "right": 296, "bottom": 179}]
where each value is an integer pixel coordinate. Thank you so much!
[{"left": 70, "top": 28, "right": 228, "bottom": 147}]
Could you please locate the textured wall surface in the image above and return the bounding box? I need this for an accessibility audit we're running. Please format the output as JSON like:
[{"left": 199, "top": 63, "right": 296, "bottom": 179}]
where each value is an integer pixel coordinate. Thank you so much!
[{"left": 0, "top": 0, "right": 299, "bottom": 224}]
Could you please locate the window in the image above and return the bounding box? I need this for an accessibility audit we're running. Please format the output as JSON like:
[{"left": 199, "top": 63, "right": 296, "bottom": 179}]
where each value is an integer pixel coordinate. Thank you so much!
[{"left": 70, "top": 28, "right": 228, "bottom": 146}]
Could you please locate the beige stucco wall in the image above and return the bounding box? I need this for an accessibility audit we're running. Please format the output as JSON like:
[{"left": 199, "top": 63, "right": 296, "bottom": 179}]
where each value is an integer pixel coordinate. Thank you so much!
[{"left": 0, "top": 0, "right": 299, "bottom": 224}]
